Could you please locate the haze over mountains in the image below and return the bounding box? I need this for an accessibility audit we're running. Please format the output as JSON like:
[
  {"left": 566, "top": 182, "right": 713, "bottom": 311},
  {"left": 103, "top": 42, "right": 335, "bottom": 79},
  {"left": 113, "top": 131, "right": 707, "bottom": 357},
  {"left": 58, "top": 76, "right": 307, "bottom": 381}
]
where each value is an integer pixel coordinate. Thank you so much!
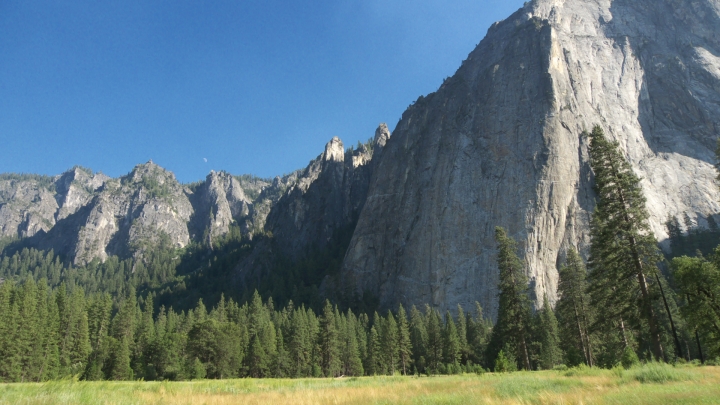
[{"left": 2, "top": 0, "right": 720, "bottom": 317}]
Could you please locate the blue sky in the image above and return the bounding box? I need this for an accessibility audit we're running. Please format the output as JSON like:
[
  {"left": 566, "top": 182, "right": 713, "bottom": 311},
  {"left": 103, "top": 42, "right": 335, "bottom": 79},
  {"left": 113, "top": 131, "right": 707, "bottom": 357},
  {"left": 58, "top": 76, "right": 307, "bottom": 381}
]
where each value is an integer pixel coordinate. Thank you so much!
[{"left": 0, "top": 0, "right": 526, "bottom": 183}]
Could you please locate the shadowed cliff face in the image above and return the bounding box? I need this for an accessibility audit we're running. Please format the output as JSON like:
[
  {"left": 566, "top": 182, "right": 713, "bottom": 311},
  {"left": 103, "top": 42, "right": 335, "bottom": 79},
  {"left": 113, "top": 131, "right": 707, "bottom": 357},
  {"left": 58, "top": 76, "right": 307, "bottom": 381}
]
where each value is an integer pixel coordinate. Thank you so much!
[
  {"left": 263, "top": 132, "right": 382, "bottom": 259},
  {"left": 232, "top": 125, "right": 390, "bottom": 289},
  {"left": 341, "top": 0, "right": 720, "bottom": 318}
]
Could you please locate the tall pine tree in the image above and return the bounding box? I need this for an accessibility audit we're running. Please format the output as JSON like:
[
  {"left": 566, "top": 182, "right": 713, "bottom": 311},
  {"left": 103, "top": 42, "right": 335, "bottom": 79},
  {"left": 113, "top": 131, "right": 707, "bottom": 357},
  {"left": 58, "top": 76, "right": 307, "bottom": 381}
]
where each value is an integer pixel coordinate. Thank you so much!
[
  {"left": 397, "top": 305, "right": 413, "bottom": 375},
  {"left": 488, "top": 227, "right": 532, "bottom": 370},
  {"left": 586, "top": 125, "right": 665, "bottom": 360},
  {"left": 556, "top": 249, "right": 594, "bottom": 366}
]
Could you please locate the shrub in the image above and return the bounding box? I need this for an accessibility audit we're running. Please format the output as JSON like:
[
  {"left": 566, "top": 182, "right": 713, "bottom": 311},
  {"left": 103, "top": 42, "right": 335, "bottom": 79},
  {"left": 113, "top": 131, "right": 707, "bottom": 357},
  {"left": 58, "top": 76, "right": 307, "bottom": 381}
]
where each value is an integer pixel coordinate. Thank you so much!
[
  {"left": 564, "top": 364, "right": 606, "bottom": 377},
  {"left": 627, "top": 362, "right": 695, "bottom": 384},
  {"left": 621, "top": 346, "right": 640, "bottom": 369},
  {"left": 494, "top": 350, "right": 517, "bottom": 373}
]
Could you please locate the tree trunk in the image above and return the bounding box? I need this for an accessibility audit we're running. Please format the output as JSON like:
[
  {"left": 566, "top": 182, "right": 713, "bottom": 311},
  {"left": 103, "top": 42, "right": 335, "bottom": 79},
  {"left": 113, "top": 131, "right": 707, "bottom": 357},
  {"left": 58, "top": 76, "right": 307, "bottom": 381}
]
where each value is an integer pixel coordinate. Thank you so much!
[
  {"left": 654, "top": 273, "right": 683, "bottom": 359},
  {"left": 695, "top": 329, "right": 705, "bottom": 364},
  {"left": 616, "top": 181, "right": 664, "bottom": 360},
  {"left": 578, "top": 294, "right": 594, "bottom": 367},
  {"left": 520, "top": 335, "right": 531, "bottom": 370},
  {"left": 620, "top": 317, "right": 629, "bottom": 348},
  {"left": 572, "top": 301, "right": 590, "bottom": 366}
]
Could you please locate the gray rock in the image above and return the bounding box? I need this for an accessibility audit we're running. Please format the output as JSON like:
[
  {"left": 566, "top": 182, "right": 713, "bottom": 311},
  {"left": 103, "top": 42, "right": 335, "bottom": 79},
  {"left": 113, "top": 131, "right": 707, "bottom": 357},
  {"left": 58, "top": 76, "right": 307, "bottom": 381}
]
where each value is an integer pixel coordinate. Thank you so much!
[
  {"left": 0, "top": 174, "right": 58, "bottom": 239},
  {"left": 264, "top": 127, "right": 387, "bottom": 258},
  {"left": 0, "top": 160, "right": 303, "bottom": 265},
  {"left": 190, "top": 171, "right": 252, "bottom": 245},
  {"left": 341, "top": 0, "right": 720, "bottom": 318},
  {"left": 64, "top": 162, "right": 194, "bottom": 264},
  {"left": 54, "top": 167, "right": 108, "bottom": 222}
]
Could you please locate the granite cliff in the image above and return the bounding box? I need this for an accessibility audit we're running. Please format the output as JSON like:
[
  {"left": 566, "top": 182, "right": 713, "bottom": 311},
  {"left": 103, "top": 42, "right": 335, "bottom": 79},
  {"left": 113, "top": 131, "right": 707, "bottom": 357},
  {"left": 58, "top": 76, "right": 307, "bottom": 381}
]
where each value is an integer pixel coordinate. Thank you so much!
[
  {"left": 0, "top": 126, "right": 388, "bottom": 270},
  {"left": 341, "top": 0, "right": 720, "bottom": 317}
]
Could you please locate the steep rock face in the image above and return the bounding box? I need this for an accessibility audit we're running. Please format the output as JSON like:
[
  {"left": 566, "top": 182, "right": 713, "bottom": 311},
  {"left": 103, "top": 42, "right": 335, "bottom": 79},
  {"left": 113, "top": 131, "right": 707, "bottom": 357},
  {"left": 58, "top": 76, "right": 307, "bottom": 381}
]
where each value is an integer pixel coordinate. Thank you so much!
[
  {"left": 40, "top": 162, "right": 194, "bottom": 264},
  {"left": 0, "top": 168, "right": 109, "bottom": 240},
  {"left": 54, "top": 168, "right": 109, "bottom": 222},
  {"left": 0, "top": 175, "right": 58, "bottom": 239},
  {"left": 190, "top": 171, "right": 252, "bottom": 243},
  {"left": 264, "top": 126, "right": 389, "bottom": 258},
  {"left": 341, "top": 0, "right": 720, "bottom": 317},
  {"left": 1, "top": 162, "right": 302, "bottom": 264}
]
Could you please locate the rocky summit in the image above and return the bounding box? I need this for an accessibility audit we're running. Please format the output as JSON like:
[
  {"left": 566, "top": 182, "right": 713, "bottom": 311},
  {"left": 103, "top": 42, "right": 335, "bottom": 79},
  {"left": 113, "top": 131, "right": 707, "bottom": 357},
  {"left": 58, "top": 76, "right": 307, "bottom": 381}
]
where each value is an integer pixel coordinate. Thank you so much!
[
  {"left": 341, "top": 0, "right": 720, "bottom": 318},
  {"left": 2, "top": 0, "right": 720, "bottom": 317}
]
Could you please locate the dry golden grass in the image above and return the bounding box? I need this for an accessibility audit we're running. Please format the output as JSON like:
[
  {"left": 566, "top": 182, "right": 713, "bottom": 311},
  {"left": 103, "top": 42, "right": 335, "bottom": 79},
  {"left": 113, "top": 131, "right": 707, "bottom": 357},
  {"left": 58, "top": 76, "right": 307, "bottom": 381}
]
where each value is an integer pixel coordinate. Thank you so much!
[{"left": 1, "top": 365, "right": 718, "bottom": 405}]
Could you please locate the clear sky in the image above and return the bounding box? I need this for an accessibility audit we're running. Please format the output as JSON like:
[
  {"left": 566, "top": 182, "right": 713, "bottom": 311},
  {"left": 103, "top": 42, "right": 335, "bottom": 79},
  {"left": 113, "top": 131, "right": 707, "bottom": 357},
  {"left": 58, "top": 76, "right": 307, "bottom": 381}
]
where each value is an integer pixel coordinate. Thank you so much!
[{"left": 0, "top": 0, "right": 526, "bottom": 183}]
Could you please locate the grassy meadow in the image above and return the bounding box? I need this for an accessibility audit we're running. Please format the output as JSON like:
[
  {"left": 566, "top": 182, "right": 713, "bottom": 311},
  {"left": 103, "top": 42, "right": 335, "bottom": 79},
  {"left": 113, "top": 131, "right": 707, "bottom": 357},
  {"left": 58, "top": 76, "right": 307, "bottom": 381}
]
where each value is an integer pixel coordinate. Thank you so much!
[{"left": 0, "top": 364, "right": 718, "bottom": 405}]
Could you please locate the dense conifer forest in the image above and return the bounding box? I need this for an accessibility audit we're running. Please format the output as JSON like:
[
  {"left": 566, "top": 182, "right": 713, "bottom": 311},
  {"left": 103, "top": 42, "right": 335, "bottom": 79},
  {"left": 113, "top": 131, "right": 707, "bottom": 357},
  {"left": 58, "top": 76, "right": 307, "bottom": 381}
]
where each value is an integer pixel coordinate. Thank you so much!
[{"left": 0, "top": 125, "right": 719, "bottom": 382}]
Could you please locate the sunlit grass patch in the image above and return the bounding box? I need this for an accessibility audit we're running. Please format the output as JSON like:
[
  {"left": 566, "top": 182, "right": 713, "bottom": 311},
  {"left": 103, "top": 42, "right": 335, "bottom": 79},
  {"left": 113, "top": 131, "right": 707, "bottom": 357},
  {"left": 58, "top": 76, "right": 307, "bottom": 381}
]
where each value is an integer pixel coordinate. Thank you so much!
[
  {"left": 624, "top": 362, "right": 697, "bottom": 384},
  {"left": 494, "top": 373, "right": 583, "bottom": 399},
  {"left": 1, "top": 367, "right": 719, "bottom": 405}
]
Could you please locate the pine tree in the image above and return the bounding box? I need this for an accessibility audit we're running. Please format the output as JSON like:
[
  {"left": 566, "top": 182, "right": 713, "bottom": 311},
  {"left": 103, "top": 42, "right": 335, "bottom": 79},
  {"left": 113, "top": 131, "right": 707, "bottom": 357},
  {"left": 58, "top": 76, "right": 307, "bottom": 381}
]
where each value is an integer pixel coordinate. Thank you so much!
[
  {"left": 671, "top": 256, "right": 720, "bottom": 359},
  {"left": 456, "top": 305, "right": 470, "bottom": 365},
  {"left": 319, "top": 300, "right": 340, "bottom": 377},
  {"left": 288, "top": 306, "right": 312, "bottom": 377},
  {"left": 246, "top": 292, "right": 276, "bottom": 378},
  {"left": 40, "top": 284, "right": 60, "bottom": 381},
  {"left": 65, "top": 289, "right": 91, "bottom": 377},
  {"left": 467, "top": 302, "right": 490, "bottom": 367},
  {"left": 425, "top": 306, "right": 443, "bottom": 374},
  {"left": 274, "top": 327, "right": 290, "bottom": 378},
  {"left": 356, "top": 313, "right": 369, "bottom": 374},
  {"left": 367, "top": 325, "right": 382, "bottom": 375},
  {"left": 537, "top": 296, "right": 562, "bottom": 370},
  {"left": 409, "top": 305, "right": 428, "bottom": 374},
  {"left": 108, "top": 293, "right": 136, "bottom": 380},
  {"left": 488, "top": 227, "right": 532, "bottom": 370},
  {"left": 586, "top": 125, "right": 666, "bottom": 360},
  {"left": 18, "top": 277, "right": 39, "bottom": 382},
  {"left": 556, "top": 249, "right": 594, "bottom": 366},
  {"left": 380, "top": 311, "right": 399, "bottom": 375},
  {"left": 396, "top": 305, "right": 413, "bottom": 375},
  {"left": 85, "top": 293, "right": 112, "bottom": 380},
  {"left": 133, "top": 295, "right": 155, "bottom": 379},
  {"left": 0, "top": 281, "right": 22, "bottom": 381},
  {"left": 443, "top": 311, "right": 461, "bottom": 370},
  {"left": 111, "top": 336, "right": 133, "bottom": 380},
  {"left": 340, "top": 312, "right": 364, "bottom": 376}
]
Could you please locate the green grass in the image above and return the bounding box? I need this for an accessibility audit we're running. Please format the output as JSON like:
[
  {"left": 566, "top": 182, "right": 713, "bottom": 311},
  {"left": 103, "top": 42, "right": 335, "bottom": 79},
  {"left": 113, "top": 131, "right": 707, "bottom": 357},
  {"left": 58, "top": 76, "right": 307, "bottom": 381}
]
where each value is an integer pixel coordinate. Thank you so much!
[
  {"left": 624, "top": 362, "right": 697, "bottom": 384},
  {"left": 0, "top": 366, "right": 718, "bottom": 405}
]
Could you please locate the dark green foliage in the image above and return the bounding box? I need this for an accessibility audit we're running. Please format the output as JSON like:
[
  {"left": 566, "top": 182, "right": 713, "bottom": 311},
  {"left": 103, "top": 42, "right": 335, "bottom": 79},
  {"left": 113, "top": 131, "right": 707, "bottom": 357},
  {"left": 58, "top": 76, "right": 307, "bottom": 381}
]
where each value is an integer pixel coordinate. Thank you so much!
[
  {"left": 467, "top": 302, "right": 490, "bottom": 367},
  {"left": 536, "top": 297, "right": 562, "bottom": 370},
  {"left": 318, "top": 300, "right": 340, "bottom": 377},
  {"left": 671, "top": 255, "right": 720, "bottom": 359},
  {"left": 380, "top": 311, "right": 399, "bottom": 375},
  {"left": 424, "top": 306, "right": 444, "bottom": 374},
  {"left": 366, "top": 324, "right": 382, "bottom": 375},
  {"left": 443, "top": 311, "right": 461, "bottom": 368},
  {"left": 556, "top": 249, "right": 594, "bottom": 367},
  {"left": 487, "top": 227, "right": 533, "bottom": 370},
  {"left": 397, "top": 305, "right": 412, "bottom": 375},
  {"left": 586, "top": 125, "right": 666, "bottom": 361},
  {"left": 666, "top": 215, "right": 720, "bottom": 259},
  {"left": 409, "top": 305, "right": 428, "bottom": 374}
]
